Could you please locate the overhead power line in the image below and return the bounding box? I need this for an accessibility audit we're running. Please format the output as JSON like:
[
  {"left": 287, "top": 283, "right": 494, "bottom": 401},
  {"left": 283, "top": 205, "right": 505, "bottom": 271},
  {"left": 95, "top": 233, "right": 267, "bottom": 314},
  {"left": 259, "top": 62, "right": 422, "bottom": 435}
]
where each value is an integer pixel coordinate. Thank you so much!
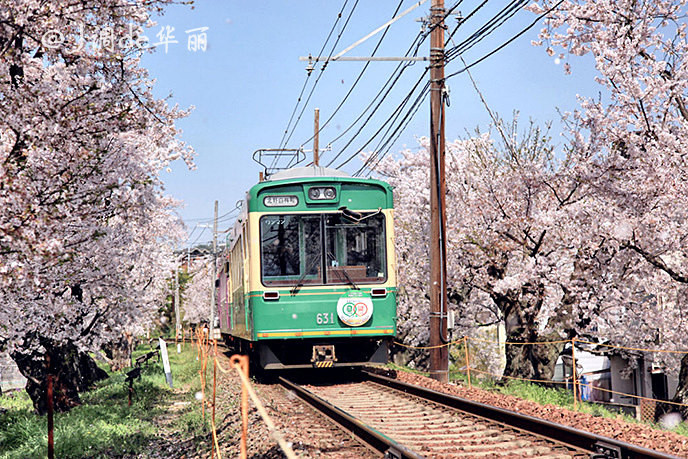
[
  {"left": 336, "top": 74, "right": 429, "bottom": 170},
  {"left": 277, "top": 0, "right": 351, "bottom": 153},
  {"left": 325, "top": 0, "right": 491, "bottom": 172},
  {"left": 285, "top": 0, "right": 555, "bottom": 179},
  {"left": 321, "top": 2, "right": 470, "bottom": 168},
  {"left": 324, "top": 31, "right": 429, "bottom": 168},
  {"left": 295, "top": 0, "right": 406, "bottom": 164},
  {"left": 278, "top": 0, "right": 361, "bottom": 156},
  {"left": 345, "top": 0, "right": 561, "bottom": 177},
  {"left": 354, "top": 82, "right": 430, "bottom": 176},
  {"left": 187, "top": 226, "right": 208, "bottom": 246},
  {"left": 445, "top": 0, "right": 528, "bottom": 62},
  {"left": 445, "top": 0, "right": 564, "bottom": 80}
]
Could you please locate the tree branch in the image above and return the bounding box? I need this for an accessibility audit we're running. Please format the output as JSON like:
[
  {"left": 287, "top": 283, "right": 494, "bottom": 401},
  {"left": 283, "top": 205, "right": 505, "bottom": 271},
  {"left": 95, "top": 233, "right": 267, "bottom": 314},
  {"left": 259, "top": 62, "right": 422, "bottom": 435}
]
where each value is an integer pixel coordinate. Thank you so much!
[{"left": 623, "top": 242, "right": 688, "bottom": 283}]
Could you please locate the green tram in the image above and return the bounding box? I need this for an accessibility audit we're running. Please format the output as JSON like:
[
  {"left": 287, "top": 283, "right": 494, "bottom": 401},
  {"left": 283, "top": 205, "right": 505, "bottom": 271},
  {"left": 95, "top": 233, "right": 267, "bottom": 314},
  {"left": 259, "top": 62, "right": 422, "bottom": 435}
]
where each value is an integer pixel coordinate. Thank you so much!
[{"left": 216, "top": 166, "right": 397, "bottom": 369}]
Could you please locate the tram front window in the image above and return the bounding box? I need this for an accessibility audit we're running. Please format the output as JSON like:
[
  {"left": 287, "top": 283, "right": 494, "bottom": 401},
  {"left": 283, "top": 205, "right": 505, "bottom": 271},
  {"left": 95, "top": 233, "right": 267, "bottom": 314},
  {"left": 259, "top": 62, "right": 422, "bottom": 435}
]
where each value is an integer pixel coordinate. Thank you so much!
[
  {"left": 324, "top": 213, "right": 386, "bottom": 284},
  {"left": 259, "top": 213, "right": 386, "bottom": 287},
  {"left": 260, "top": 215, "right": 321, "bottom": 286}
]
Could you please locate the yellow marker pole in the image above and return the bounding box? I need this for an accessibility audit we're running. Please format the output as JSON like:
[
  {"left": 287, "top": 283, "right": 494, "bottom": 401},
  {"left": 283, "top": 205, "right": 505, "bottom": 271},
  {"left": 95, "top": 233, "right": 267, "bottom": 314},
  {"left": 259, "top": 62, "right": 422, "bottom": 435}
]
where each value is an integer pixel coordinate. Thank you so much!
[{"left": 229, "top": 355, "right": 297, "bottom": 459}]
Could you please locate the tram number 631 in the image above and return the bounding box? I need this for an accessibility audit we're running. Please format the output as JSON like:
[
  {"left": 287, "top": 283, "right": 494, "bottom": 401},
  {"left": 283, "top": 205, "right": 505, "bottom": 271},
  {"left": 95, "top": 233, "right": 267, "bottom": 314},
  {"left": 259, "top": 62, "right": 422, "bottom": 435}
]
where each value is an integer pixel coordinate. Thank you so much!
[{"left": 316, "top": 312, "right": 335, "bottom": 325}]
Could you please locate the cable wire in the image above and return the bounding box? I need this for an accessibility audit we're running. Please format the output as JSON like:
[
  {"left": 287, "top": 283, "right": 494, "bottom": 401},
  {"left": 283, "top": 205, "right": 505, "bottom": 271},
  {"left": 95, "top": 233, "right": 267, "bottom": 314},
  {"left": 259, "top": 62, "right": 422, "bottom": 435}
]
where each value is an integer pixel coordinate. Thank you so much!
[
  {"left": 351, "top": 0, "right": 555, "bottom": 175},
  {"left": 290, "top": 0, "right": 547, "bottom": 176},
  {"left": 443, "top": 0, "right": 490, "bottom": 50},
  {"left": 277, "top": 0, "right": 351, "bottom": 155},
  {"left": 187, "top": 226, "right": 209, "bottom": 246},
  {"left": 445, "top": 0, "right": 564, "bottom": 80},
  {"left": 324, "top": 30, "right": 428, "bottom": 168},
  {"left": 336, "top": 74, "right": 430, "bottom": 170},
  {"left": 445, "top": 0, "right": 528, "bottom": 63},
  {"left": 294, "top": 0, "right": 406, "bottom": 166},
  {"left": 325, "top": 0, "right": 478, "bottom": 171},
  {"left": 352, "top": 79, "right": 430, "bottom": 173},
  {"left": 279, "top": 0, "right": 361, "bottom": 157},
  {"left": 354, "top": 84, "right": 429, "bottom": 176}
]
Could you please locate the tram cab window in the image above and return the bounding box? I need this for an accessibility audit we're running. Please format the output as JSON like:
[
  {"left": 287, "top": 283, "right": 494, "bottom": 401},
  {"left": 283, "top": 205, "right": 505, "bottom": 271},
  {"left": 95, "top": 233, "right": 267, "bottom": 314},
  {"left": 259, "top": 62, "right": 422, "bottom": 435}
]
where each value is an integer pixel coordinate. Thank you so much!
[
  {"left": 260, "top": 215, "right": 321, "bottom": 286},
  {"left": 324, "top": 213, "right": 386, "bottom": 284},
  {"left": 259, "top": 213, "right": 386, "bottom": 287}
]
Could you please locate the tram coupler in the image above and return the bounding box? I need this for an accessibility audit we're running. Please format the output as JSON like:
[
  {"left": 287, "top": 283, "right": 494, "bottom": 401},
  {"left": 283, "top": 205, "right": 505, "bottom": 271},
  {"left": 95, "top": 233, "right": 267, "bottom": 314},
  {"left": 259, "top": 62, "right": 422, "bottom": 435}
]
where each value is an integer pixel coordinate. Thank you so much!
[{"left": 311, "top": 345, "right": 336, "bottom": 368}]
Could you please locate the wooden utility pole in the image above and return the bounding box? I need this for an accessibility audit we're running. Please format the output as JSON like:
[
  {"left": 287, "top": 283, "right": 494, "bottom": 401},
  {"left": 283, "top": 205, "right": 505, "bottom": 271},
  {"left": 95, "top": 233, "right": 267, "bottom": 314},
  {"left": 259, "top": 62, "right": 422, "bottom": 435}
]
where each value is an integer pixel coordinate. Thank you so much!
[
  {"left": 294, "top": 0, "right": 448, "bottom": 379},
  {"left": 429, "top": 0, "right": 448, "bottom": 382},
  {"left": 210, "top": 200, "right": 218, "bottom": 333},
  {"left": 314, "top": 108, "right": 320, "bottom": 166}
]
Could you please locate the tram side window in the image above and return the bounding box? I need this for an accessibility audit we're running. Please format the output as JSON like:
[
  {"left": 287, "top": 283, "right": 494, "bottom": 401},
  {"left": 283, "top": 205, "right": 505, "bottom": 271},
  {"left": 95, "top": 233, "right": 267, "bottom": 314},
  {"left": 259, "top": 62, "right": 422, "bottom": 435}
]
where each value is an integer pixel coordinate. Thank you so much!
[{"left": 260, "top": 215, "right": 322, "bottom": 286}]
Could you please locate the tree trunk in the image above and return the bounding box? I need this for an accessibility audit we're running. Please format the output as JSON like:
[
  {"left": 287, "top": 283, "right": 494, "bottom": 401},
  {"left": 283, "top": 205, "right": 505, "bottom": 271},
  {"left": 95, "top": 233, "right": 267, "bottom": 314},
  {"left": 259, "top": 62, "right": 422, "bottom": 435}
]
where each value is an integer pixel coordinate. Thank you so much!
[
  {"left": 503, "top": 335, "right": 566, "bottom": 382},
  {"left": 496, "top": 282, "right": 570, "bottom": 382},
  {"left": 661, "top": 353, "right": 688, "bottom": 419},
  {"left": 11, "top": 338, "right": 108, "bottom": 415},
  {"left": 103, "top": 332, "right": 136, "bottom": 371}
]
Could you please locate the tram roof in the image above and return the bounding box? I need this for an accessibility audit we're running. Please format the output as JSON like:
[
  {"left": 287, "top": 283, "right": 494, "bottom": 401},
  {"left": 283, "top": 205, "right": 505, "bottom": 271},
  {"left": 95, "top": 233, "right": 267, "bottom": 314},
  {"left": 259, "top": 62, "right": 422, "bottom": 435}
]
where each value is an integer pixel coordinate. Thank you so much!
[
  {"left": 268, "top": 166, "right": 350, "bottom": 180},
  {"left": 246, "top": 166, "right": 394, "bottom": 212}
]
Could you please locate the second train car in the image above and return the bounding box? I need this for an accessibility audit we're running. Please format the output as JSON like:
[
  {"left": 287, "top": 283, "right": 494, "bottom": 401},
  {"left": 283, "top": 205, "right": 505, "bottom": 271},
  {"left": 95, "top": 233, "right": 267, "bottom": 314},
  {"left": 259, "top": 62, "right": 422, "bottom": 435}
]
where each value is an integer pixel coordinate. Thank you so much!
[{"left": 216, "top": 166, "right": 397, "bottom": 369}]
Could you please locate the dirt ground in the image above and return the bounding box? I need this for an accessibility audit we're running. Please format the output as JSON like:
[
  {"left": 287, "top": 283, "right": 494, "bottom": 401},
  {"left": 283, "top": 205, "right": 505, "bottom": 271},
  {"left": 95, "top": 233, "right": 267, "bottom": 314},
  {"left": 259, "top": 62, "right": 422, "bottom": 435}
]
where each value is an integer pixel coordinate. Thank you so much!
[{"left": 133, "top": 351, "right": 375, "bottom": 458}]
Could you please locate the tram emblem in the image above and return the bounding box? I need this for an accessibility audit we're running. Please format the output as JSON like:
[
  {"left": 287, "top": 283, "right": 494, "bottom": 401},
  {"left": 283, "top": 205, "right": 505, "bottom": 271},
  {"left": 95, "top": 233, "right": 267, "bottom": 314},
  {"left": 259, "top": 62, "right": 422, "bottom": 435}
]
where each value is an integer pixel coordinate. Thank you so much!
[{"left": 336, "top": 295, "right": 373, "bottom": 327}]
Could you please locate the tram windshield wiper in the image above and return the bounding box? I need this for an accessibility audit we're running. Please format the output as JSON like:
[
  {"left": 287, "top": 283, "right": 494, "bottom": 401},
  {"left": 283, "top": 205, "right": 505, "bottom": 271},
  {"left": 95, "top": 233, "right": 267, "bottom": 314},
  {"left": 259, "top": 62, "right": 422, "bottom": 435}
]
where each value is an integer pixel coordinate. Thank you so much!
[
  {"left": 338, "top": 206, "right": 382, "bottom": 223},
  {"left": 333, "top": 266, "right": 359, "bottom": 290},
  {"left": 291, "top": 246, "right": 322, "bottom": 295},
  {"left": 291, "top": 272, "right": 308, "bottom": 295}
]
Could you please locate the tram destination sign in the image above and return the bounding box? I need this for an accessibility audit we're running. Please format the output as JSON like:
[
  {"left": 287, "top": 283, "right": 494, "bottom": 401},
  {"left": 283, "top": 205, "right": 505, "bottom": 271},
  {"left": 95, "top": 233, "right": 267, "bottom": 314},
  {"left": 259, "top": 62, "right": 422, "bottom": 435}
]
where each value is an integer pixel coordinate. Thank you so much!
[{"left": 263, "top": 195, "right": 299, "bottom": 207}]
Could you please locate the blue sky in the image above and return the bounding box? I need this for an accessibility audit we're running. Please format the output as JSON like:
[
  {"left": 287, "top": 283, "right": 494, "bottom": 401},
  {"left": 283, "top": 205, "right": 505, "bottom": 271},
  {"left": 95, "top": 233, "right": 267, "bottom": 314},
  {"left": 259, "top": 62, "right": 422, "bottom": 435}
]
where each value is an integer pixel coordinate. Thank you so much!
[{"left": 141, "top": 1, "right": 600, "bottom": 246}]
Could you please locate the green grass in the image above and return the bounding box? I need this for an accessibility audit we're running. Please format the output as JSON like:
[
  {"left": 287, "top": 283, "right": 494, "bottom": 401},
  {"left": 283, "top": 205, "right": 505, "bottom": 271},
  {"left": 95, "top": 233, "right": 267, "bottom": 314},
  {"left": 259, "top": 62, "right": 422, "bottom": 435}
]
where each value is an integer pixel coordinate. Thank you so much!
[
  {"left": 0, "top": 343, "right": 209, "bottom": 459},
  {"left": 386, "top": 361, "right": 429, "bottom": 377},
  {"left": 495, "top": 379, "right": 576, "bottom": 408},
  {"left": 673, "top": 421, "right": 688, "bottom": 436}
]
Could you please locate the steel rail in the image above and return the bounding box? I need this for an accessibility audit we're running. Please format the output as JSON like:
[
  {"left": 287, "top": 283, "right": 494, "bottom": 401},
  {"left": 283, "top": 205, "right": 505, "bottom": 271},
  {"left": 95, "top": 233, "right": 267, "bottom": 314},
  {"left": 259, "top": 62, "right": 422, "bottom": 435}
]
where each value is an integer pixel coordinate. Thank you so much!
[
  {"left": 362, "top": 370, "right": 678, "bottom": 459},
  {"left": 278, "top": 376, "right": 423, "bottom": 459}
]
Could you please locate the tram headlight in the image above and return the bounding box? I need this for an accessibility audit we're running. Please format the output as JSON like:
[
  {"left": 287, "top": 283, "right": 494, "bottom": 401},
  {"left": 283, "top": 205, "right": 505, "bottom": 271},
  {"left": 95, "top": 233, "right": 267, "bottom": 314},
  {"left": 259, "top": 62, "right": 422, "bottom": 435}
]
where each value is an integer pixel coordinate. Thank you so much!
[
  {"left": 307, "top": 186, "right": 337, "bottom": 200},
  {"left": 308, "top": 187, "right": 321, "bottom": 200}
]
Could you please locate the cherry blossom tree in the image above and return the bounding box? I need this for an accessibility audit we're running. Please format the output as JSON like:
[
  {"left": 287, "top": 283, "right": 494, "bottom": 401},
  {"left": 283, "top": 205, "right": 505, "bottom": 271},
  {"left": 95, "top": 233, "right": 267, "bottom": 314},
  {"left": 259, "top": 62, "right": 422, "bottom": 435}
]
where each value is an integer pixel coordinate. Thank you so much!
[
  {"left": 374, "top": 0, "right": 688, "bottom": 414},
  {"left": 376, "top": 121, "right": 596, "bottom": 380},
  {"left": 529, "top": 0, "right": 688, "bottom": 413},
  {"left": 183, "top": 259, "right": 212, "bottom": 326},
  {"left": 0, "top": 0, "right": 193, "bottom": 413}
]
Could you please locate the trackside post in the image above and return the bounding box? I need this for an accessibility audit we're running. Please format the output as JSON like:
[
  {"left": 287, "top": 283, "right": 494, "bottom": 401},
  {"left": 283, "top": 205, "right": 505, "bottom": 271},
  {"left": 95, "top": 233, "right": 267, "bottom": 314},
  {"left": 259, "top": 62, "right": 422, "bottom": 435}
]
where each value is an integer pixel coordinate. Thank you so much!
[
  {"left": 230, "top": 354, "right": 249, "bottom": 458},
  {"left": 46, "top": 354, "right": 54, "bottom": 459},
  {"left": 159, "top": 338, "right": 173, "bottom": 388}
]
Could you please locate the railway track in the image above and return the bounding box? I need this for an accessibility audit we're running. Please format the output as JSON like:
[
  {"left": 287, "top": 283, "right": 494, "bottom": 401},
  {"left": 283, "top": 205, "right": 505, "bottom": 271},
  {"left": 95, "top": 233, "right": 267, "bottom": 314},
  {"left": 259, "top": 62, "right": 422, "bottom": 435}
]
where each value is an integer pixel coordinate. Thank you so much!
[{"left": 279, "top": 370, "right": 677, "bottom": 459}]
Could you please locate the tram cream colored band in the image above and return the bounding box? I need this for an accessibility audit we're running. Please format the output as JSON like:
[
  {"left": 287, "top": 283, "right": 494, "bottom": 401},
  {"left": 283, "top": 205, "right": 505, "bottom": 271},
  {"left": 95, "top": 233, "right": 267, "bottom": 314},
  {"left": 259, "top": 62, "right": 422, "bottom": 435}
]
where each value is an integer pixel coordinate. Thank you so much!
[{"left": 257, "top": 328, "right": 394, "bottom": 338}]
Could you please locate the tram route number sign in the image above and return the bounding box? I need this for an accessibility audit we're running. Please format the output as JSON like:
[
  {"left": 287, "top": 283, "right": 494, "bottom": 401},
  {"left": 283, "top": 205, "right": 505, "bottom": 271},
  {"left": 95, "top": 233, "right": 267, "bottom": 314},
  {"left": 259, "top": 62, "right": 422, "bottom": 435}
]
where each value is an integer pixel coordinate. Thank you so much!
[{"left": 336, "top": 294, "right": 373, "bottom": 327}]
